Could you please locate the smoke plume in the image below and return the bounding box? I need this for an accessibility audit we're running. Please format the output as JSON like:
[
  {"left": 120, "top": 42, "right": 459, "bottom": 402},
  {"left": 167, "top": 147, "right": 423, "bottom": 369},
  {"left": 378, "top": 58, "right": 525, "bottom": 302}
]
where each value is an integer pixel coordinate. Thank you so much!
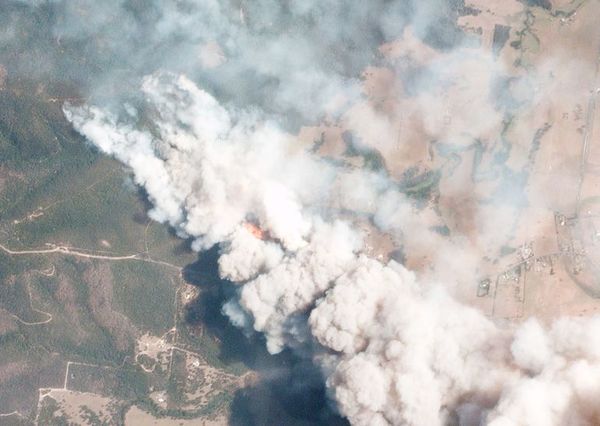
[
  {"left": 65, "top": 69, "right": 600, "bottom": 424},
  {"left": 7, "top": 0, "right": 600, "bottom": 424}
]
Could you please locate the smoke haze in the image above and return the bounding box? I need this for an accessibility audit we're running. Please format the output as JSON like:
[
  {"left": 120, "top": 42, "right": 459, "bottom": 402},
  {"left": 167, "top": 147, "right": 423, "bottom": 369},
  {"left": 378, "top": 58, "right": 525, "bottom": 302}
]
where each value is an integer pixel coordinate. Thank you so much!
[{"left": 4, "top": 0, "right": 600, "bottom": 424}]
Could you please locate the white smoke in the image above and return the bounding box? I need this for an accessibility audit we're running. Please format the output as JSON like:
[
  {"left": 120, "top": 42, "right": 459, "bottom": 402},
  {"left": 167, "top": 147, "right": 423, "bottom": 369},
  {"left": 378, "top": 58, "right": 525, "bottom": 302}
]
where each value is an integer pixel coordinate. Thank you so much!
[
  {"left": 64, "top": 70, "right": 600, "bottom": 425},
  {"left": 7, "top": 0, "right": 600, "bottom": 423}
]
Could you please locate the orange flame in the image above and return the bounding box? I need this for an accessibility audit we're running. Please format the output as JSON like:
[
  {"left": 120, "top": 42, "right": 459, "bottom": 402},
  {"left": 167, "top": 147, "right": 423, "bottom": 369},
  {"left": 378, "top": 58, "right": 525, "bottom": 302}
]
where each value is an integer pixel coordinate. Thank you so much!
[{"left": 243, "top": 222, "right": 267, "bottom": 240}]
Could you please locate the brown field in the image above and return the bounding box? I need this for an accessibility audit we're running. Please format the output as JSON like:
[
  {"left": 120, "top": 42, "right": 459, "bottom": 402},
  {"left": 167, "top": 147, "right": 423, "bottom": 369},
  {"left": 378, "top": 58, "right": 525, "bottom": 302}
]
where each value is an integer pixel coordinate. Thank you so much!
[
  {"left": 124, "top": 405, "right": 228, "bottom": 426},
  {"left": 293, "top": 0, "right": 600, "bottom": 322}
]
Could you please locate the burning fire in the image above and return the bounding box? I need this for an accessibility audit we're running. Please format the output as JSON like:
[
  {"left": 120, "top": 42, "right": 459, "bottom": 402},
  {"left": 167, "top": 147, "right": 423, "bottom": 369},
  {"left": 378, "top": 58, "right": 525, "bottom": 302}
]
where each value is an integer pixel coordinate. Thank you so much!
[{"left": 243, "top": 222, "right": 268, "bottom": 240}]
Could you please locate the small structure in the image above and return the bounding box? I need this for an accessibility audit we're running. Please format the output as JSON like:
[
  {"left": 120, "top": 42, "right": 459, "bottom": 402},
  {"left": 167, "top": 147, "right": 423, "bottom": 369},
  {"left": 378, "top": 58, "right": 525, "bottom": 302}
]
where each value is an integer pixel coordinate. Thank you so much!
[{"left": 477, "top": 278, "right": 491, "bottom": 297}]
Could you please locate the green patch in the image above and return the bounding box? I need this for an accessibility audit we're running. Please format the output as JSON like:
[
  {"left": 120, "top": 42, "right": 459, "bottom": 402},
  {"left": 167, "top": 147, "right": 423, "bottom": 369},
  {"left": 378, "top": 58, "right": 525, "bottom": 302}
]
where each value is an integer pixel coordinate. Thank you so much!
[
  {"left": 79, "top": 405, "right": 110, "bottom": 426},
  {"left": 176, "top": 316, "right": 248, "bottom": 377},
  {"left": 67, "top": 363, "right": 149, "bottom": 401},
  {"left": 132, "top": 391, "right": 234, "bottom": 422},
  {"left": 0, "top": 414, "right": 34, "bottom": 426},
  {"left": 36, "top": 397, "right": 70, "bottom": 426},
  {"left": 136, "top": 353, "right": 156, "bottom": 371},
  {"left": 166, "top": 349, "right": 188, "bottom": 406},
  {"left": 111, "top": 262, "right": 176, "bottom": 335},
  {"left": 400, "top": 168, "right": 442, "bottom": 205},
  {"left": 342, "top": 131, "right": 386, "bottom": 171},
  {"left": 19, "top": 261, "right": 126, "bottom": 365},
  {"left": 500, "top": 245, "right": 517, "bottom": 256},
  {"left": 430, "top": 225, "right": 451, "bottom": 236}
]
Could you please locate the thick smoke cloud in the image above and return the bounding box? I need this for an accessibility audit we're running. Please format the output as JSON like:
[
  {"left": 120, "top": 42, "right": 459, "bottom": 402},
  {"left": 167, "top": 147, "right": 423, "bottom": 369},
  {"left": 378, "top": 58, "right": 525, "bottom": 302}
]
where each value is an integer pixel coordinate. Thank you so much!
[
  {"left": 8, "top": 0, "right": 600, "bottom": 424},
  {"left": 65, "top": 72, "right": 600, "bottom": 425}
]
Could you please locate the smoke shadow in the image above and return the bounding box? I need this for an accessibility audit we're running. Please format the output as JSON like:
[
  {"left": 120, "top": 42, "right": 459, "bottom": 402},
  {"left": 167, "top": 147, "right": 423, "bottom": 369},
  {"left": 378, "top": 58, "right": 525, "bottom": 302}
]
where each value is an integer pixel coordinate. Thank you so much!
[
  {"left": 181, "top": 247, "right": 267, "bottom": 368},
  {"left": 181, "top": 248, "right": 349, "bottom": 425},
  {"left": 229, "top": 359, "right": 350, "bottom": 426}
]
